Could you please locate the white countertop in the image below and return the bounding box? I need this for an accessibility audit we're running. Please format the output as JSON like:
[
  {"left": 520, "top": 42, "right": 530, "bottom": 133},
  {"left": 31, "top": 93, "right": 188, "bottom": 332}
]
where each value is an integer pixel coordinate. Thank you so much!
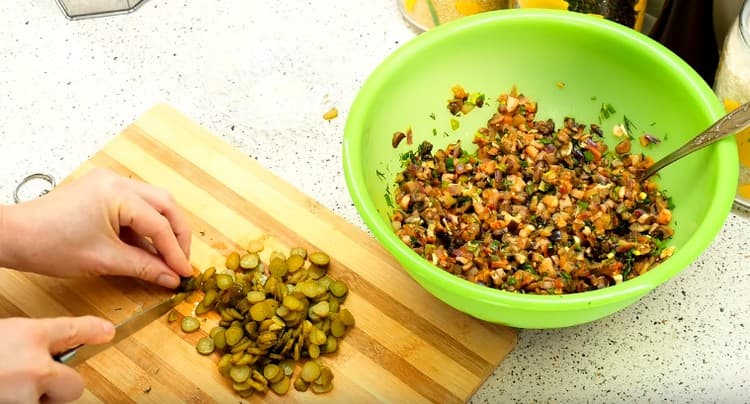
[{"left": 1, "top": 1, "right": 749, "bottom": 402}]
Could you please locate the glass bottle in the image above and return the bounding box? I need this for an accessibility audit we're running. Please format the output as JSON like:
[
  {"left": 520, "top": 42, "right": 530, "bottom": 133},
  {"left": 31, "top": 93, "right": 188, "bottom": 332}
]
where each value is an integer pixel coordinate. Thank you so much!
[
  {"left": 714, "top": 0, "right": 750, "bottom": 207},
  {"left": 649, "top": 0, "right": 719, "bottom": 86},
  {"left": 398, "top": 0, "right": 511, "bottom": 31}
]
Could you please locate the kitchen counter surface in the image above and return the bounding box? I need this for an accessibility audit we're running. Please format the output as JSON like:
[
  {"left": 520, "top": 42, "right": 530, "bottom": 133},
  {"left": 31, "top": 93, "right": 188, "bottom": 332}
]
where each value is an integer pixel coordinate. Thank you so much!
[{"left": 1, "top": 2, "right": 749, "bottom": 402}]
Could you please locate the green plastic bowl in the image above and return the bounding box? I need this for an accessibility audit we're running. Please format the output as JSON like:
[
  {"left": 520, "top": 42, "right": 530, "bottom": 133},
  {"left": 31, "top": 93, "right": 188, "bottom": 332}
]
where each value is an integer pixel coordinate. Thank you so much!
[{"left": 342, "top": 9, "right": 737, "bottom": 329}]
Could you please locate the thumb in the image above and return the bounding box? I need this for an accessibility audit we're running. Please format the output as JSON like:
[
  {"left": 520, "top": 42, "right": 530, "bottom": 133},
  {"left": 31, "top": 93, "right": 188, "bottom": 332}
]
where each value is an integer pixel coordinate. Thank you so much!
[{"left": 44, "top": 316, "right": 115, "bottom": 354}]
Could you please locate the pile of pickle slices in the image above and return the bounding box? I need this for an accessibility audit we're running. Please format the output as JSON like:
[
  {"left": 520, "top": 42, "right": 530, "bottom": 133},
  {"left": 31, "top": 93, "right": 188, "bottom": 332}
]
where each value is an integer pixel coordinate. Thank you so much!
[{"left": 174, "top": 243, "right": 354, "bottom": 398}]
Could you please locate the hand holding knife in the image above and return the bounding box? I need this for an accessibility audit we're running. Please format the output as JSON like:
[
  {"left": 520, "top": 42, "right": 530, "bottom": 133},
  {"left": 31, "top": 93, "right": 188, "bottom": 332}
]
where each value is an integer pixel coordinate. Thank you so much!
[{"left": 53, "top": 278, "right": 196, "bottom": 366}]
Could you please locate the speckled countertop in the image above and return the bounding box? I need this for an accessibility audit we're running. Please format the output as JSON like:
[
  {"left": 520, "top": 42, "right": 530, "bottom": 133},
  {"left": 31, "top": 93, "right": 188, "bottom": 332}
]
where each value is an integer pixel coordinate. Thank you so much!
[{"left": 1, "top": 2, "right": 749, "bottom": 402}]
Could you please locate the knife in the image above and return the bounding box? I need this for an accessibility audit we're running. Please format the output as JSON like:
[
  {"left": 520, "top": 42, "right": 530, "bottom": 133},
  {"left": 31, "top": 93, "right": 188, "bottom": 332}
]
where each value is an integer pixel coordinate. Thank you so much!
[{"left": 53, "top": 293, "right": 184, "bottom": 366}]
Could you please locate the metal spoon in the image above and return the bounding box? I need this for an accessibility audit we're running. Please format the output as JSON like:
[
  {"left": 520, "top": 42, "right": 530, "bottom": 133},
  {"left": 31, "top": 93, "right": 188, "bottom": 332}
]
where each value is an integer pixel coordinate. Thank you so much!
[{"left": 639, "top": 101, "right": 750, "bottom": 181}]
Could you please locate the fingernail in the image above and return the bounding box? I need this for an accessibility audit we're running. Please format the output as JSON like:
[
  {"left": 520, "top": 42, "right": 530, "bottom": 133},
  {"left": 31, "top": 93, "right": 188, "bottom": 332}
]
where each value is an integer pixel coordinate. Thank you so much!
[
  {"left": 101, "top": 320, "right": 115, "bottom": 338},
  {"left": 157, "top": 273, "right": 179, "bottom": 288}
]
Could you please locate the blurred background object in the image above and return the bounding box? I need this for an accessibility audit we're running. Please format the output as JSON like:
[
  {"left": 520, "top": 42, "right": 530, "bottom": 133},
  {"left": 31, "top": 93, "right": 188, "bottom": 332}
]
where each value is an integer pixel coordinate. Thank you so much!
[
  {"left": 398, "top": 0, "right": 745, "bottom": 89},
  {"left": 714, "top": 0, "right": 745, "bottom": 48},
  {"left": 648, "top": 0, "right": 718, "bottom": 85},
  {"left": 398, "top": 0, "right": 511, "bottom": 31},
  {"left": 515, "top": 0, "right": 649, "bottom": 31},
  {"left": 713, "top": 0, "right": 750, "bottom": 207},
  {"left": 55, "top": 0, "right": 148, "bottom": 20}
]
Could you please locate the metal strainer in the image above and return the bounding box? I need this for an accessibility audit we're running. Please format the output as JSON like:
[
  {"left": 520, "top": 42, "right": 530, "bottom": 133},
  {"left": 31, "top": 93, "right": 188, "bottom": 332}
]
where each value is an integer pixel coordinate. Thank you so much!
[{"left": 55, "top": 0, "right": 148, "bottom": 20}]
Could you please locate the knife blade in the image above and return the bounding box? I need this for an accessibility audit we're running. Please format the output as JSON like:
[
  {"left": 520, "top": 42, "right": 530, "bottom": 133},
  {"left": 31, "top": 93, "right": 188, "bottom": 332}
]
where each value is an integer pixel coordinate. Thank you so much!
[{"left": 54, "top": 294, "right": 182, "bottom": 366}]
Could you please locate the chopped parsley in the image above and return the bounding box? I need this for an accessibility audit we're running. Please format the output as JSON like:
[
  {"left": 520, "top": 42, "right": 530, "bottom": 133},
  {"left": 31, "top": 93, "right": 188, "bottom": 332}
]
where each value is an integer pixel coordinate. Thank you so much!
[
  {"left": 521, "top": 262, "right": 537, "bottom": 276},
  {"left": 653, "top": 237, "right": 671, "bottom": 256},
  {"left": 525, "top": 182, "right": 535, "bottom": 195},
  {"left": 622, "top": 250, "right": 635, "bottom": 279},
  {"left": 583, "top": 150, "right": 594, "bottom": 162},
  {"left": 399, "top": 150, "right": 415, "bottom": 163},
  {"left": 475, "top": 93, "right": 486, "bottom": 107},
  {"left": 384, "top": 188, "right": 394, "bottom": 208},
  {"left": 489, "top": 239, "right": 501, "bottom": 252},
  {"left": 375, "top": 169, "right": 386, "bottom": 181},
  {"left": 501, "top": 178, "right": 513, "bottom": 189},
  {"left": 446, "top": 157, "right": 455, "bottom": 171},
  {"left": 429, "top": 112, "right": 436, "bottom": 120},
  {"left": 466, "top": 240, "right": 481, "bottom": 256},
  {"left": 599, "top": 103, "right": 616, "bottom": 122},
  {"left": 623, "top": 115, "right": 637, "bottom": 139},
  {"left": 661, "top": 190, "right": 676, "bottom": 210}
]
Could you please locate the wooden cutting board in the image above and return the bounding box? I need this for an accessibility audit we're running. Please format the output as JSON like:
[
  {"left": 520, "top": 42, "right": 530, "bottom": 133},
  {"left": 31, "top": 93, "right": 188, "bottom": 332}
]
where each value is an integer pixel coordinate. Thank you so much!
[{"left": 0, "top": 104, "right": 516, "bottom": 403}]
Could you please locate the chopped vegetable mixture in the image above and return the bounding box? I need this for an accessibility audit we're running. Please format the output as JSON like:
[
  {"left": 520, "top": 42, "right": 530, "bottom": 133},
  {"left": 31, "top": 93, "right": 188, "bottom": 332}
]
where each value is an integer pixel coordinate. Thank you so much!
[{"left": 390, "top": 88, "right": 675, "bottom": 294}]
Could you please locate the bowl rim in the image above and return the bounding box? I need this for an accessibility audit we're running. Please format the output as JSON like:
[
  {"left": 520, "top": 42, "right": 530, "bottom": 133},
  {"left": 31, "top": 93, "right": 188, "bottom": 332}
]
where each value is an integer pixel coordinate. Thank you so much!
[{"left": 343, "top": 9, "right": 737, "bottom": 311}]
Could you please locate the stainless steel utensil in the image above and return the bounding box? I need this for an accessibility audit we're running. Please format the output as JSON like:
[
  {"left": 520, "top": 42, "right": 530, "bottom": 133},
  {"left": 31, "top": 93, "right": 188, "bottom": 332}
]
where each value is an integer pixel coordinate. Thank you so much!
[
  {"left": 53, "top": 295, "right": 179, "bottom": 366},
  {"left": 638, "top": 101, "right": 750, "bottom": 181}
]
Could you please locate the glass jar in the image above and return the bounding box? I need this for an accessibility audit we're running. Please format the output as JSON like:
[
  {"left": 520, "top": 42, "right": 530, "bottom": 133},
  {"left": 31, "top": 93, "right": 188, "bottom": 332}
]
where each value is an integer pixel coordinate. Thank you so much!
[
  {"left": 514, "top": 0, "right": 650, "bottom": 32},
  {"left": 714, "top": 0, "right": 750, "bottom": 208},
  {"left": 55, "top": 0, "right": 148, "bottom": 20},
  {"left": 398, "top": 0, "right": 650, "bottom": 32},
  {"left": 398, "top": 0, "right": 511, "bottom": 31}
]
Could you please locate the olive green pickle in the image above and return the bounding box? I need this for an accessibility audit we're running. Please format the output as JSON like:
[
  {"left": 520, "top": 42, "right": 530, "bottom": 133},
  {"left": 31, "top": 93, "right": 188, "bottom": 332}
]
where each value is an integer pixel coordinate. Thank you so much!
[{"left": 176, "top": 244, "right": 353, "bottom": 398}]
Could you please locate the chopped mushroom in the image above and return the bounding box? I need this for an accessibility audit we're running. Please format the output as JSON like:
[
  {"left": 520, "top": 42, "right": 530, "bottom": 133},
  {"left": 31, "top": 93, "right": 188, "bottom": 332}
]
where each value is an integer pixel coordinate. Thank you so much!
[{"left": 390, "top": 89, "right": 676, "bottom": 295}]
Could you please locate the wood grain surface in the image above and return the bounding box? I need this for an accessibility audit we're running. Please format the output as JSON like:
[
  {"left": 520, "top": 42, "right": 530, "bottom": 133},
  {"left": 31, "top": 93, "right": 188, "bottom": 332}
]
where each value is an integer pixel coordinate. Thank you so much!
[{"left": 0, "top": 104, "right": 516, "bottom": 403}]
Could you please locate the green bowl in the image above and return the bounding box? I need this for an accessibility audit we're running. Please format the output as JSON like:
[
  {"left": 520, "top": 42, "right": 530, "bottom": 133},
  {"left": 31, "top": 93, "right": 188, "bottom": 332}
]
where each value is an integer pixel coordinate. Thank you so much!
[{"left": 342, "top": 9, "right": 737, "bottom": 329}]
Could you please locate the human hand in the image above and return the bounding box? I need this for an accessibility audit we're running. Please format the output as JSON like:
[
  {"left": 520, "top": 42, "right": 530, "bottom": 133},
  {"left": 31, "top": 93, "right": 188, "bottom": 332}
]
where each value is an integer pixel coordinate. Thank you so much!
[
  {"left": 0, "top": 315, "right": 114, "bottom": 404},
  {"left": 0, "top": 168, "right": 193, "bottom": 288}
]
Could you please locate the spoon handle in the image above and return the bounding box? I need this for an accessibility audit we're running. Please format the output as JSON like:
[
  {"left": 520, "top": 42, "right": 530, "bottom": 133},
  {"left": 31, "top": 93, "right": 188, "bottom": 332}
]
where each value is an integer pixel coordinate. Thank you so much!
[{"left": 639, "top": 101, "right": 750, "bottom": 180}]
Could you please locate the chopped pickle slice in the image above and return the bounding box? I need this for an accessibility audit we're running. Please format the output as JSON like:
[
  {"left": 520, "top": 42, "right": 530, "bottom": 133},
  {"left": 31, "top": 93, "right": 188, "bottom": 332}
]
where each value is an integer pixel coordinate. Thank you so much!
[
  {"left": 310, "top": 382, "right": 333, "bottom": 394},
  {"left": 263, "top": 364, "right": 282, "bottom": 383},
  {"left": 247, "top": 290, "right": 266, "bottom": 304},
  {"left": 240, "top": 253, "right": 260, "bottom": 270},
  {"left": 213, "top": 328, "right": 227, "bottom": 350},
  {"left": 279, "top": 359, "right": 295, "bottom": 376},
  {"left": 190, "top": 245, "right": 353, "bottom": 398},
  {"left": 308, "top": 252, "right": 330, "bottom": 267},
  {"left": 225, "top": 326, "right": 244, "bottom": 346},
  {"left": 270, "top": 375, "right": 291, "bottom": 395},
  {"left": 329, "top": 280, "right": 348, "bottom": 298},
  {"left": 286, "top": 254, "right": 305, "bottom": 272},
  {"left": 225, "top": 252, "right": 240, "bottom": 271},
  {"left": 167, "top": 310, "right": 178, "bottom": 323},
  {"left": 269, "top": 258, "right": 288, "bottom": 278},
  {"left": 289, "top": 247, "right": 307, "bottom": 259},
  {"left": 300, "top": 361, "right": 321, "bottom": 383},
  {"left": 339, "top": 308, "right": 355, "bottom": 326},
  {"left": 247, "top": 240, "right": 265, "bottom": 253},
  {"left": 180, "top": 316, "right": 200, "bottom": 333},
  {"left": 215, "top": 274, "right": 234, "bottom": 290},
  {"left": 230, "top": 365, "right": 251, "bottom": 383},
  {"left": 196, "top": 336, "right": 215, "bottom": 355},
  {"left": 294, "top": 376, "right": 309, "bottom": 392}
]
